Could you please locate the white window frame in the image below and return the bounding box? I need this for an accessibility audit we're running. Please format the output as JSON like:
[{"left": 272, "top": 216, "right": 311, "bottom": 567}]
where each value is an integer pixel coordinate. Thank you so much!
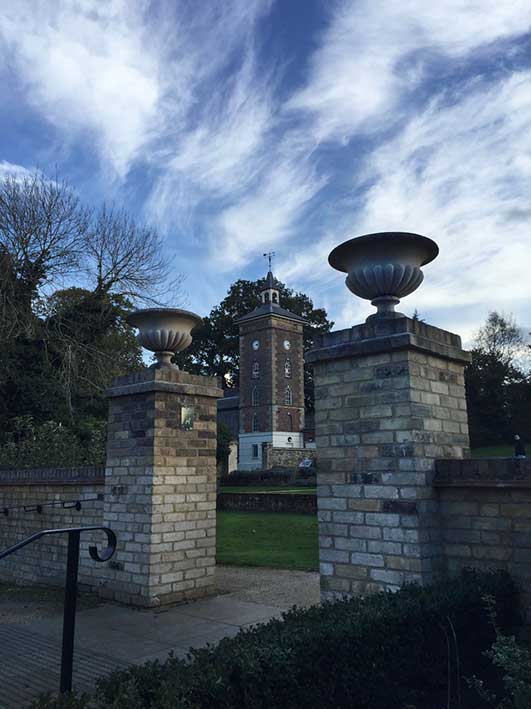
[{"left": 285, "top": 385, "right": 292, "bottom": 406}]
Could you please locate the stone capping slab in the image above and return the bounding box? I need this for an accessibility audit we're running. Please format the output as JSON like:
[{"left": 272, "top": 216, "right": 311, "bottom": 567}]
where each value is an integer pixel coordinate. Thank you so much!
[
  {"left": 434, "top": 457, "right": 531, "bottom": 487},
  {"left": 106, "top": 368, "right": 223, "bottom": 399},
  {"left": 0, "top": 465, "right": 105, "bottom": 486},
  {"left": 307, "top": 316, "right": 470, "bottom": 365}
]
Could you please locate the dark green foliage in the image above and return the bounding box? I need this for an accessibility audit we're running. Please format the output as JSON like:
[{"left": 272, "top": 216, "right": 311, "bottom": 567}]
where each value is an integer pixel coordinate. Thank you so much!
[
  {"left": 465, "top": 312, "right": 531, "bottom": 448},
  {"left": 216, "top": 422, "right": 233, "bottom": 466},
  {"left": 0, "top": 288, "right": 142, "bottom": 465},
  {"left": 0, "top": 169, "right": 176, "bottom": 468},
  {"left": 469, "top": 596, "right": 531, "bottom": 708},
  {"left": 32, "top": 570, "right": 519, "bottom": 709},
  {"left": 173, "top": 277, "right": 333, "bottom": 409},
  {"left": 0, "top": 416, "right": 106, "bottom": 468}
]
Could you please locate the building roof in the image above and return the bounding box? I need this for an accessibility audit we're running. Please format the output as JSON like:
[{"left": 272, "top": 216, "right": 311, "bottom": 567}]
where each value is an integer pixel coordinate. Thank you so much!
[
  {"left": 264, "top": 270, "right": 278, "bottom": 289},
  {"left": 217, "top": 392, "right": 240, "bottom": 410},
  {"left": 235, "top": 301, "right": 307, "bottom": 325},
  {"left": 235, "top": 268, "right": 307, "bottom": 325}
]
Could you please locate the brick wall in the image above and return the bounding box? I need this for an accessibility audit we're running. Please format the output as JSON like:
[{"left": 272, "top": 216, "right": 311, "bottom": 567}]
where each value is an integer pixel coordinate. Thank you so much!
[
  {"left": 0, "top": 467, "right": 104, "bottom": 587},
  {"left": 308, "top": 316, "right": 470, "bottom": 600},
  {"left": 218, "top": 492, "right": 317, "bottom": 515},
  {"left": 435, "top": 457, "right": 531, "bottom": 622}
]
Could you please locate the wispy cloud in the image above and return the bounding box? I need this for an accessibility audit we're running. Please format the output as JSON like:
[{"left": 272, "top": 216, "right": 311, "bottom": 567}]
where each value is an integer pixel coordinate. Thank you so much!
[
  {"left": 1, "top": 1, "right": 530, "bottom": 334},
  {"left": 287, "top": 0, "right": 531, "bottom": 142},
  {"left": 0, "top": 161, "right": 34, "bottom": 180}
]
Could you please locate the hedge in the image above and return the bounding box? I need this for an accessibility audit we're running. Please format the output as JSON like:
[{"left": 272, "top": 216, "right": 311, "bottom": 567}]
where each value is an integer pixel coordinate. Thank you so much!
[{"left": 32, "top": 569, "right": 520, "bottom": 709}]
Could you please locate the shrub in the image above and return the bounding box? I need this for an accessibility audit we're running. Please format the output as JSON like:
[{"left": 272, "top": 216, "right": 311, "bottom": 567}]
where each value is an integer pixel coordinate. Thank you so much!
[
  {"left": 469, "top": 596, "right": 531, "bottom": 708},
  {"left": 32, "top": 569, "right": 520, "bottom": 709},
  {"left": 0, "top": 415, "right": 106, "bottom": 469}
]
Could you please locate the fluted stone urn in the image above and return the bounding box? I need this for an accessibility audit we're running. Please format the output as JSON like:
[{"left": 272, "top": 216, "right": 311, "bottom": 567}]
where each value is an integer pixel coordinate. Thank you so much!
[
  {"left": 127, "top": 308, "right": 202, "bottom": 369},
  {"left": 328, "top": 232, "right": 438, "bottom": 319}
]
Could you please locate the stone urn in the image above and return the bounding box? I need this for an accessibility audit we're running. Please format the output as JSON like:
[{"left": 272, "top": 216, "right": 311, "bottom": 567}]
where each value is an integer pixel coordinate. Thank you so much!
[
  {"left": 328, "top": 232, "right": 438, "bottom": 319},
  {"left": 127, "top": 308, "right": 203, "bottom": 369}
]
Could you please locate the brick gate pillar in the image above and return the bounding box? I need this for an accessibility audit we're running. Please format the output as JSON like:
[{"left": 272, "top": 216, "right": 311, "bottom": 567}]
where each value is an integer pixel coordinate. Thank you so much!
[
  {"left": 307, "top": 316, "right": 470, "bottom": 600},
  {"left": 101, "top": 367, "right": 222, "bottom": 606}
]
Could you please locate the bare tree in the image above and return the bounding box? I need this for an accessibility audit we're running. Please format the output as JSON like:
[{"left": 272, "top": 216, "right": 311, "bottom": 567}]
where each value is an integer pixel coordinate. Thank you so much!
[
  {"left": 476, "top": 312, "right": 524, "bottom": 368},
  {"left": 84, "top": 204, "right": 184, "bottom": 305},
  {"left": 0, "top": 171, "right": 88, "bottom": 324}
]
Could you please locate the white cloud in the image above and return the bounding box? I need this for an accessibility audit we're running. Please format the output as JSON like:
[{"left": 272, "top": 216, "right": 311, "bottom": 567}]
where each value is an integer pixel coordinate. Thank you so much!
[
  {"left": 214, "top": 148, "right": 328, "bottom": 270},
  {"left": 0, "top": 161, "right": 34, "bottom": 180},
  {"left": 0, "top": 0, "right": 273, "bottom": 179},
  {"left": 287, "top": 0, "right": 531, "bottom": 142},
  {"left": 307, "top": 71, "right": 531, "bottom": 332},
  {"left": 2, "top": 0, "right": 531, "bottom": 339}
]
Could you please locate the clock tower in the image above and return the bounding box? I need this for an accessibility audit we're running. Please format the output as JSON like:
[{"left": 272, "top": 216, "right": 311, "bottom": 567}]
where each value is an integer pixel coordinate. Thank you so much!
[{"left": 235, "top": 271, "right": 306, "bottom": 470}]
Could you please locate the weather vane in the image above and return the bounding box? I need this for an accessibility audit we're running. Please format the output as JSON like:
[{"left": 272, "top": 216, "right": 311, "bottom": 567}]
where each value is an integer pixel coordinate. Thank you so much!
[{"left": 263, "top": 251, "right": 275, "bottom": 271}]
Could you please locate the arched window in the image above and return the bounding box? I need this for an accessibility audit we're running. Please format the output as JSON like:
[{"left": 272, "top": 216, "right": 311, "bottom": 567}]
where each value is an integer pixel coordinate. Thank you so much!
[
  {"left": 252, "top": 387, "right": 259, "bottom": 407},
  {"left": 264, "top": 292, "right": 270, "bottom": 303},
  {"left": 285, "top": 386, "right": 292, "bottom": 406},
  {"left": 272, "top": 291, "right": 278, "bottom": 303},
  {"left": 252, "top": 413, "right": 259, "bottom": 432},
  {"left": 284, "top": 359, "right": 292, "bottom": 378},
  {"left": 252, "top": 361, "right": 260, "bottom": 379}
]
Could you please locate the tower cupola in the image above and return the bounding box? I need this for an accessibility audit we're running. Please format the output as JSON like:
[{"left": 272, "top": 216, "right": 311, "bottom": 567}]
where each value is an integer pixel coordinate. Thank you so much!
[{"left": 261, "top": 270, "right": 280, "bottom": 305}]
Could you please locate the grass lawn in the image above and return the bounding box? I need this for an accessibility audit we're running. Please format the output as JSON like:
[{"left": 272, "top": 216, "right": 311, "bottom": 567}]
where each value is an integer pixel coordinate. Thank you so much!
[
  {"left": 216, "top": 511, "right": 318, "bottom": 571},
  {"left": 221, "top": 486, "right": 316, "bottom": 494},
  {"left": 471, "top": 445, "right": 514, "bottom": 457}
]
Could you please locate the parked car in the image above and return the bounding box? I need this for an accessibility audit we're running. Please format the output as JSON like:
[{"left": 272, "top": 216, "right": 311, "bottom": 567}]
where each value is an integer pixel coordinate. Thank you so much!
[{"left": 298, "top": 458, "right": 314, "bottom": 474}]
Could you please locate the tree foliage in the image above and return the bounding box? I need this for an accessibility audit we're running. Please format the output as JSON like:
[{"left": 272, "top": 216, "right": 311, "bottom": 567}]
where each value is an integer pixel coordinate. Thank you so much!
[
  {"left": 174, "top": 277, "right": 333, "bottom": 409},
  {"left": 0, "top": 169, "right": 181, "bottom": 464},
  {"left": 465, "top": 312, "right": 530, "bottom": 448}
]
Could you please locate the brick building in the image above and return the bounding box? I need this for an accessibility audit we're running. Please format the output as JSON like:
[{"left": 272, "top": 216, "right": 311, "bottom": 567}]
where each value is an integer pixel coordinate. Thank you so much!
[{"left": 234, "top": 271, "right": 307, "bottom": 470}]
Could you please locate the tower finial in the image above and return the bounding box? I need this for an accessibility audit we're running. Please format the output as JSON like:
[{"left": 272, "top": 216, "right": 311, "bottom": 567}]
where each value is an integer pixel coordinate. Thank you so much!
[{"left": 263, "top": 251, "right": 275, "bottom": 272}]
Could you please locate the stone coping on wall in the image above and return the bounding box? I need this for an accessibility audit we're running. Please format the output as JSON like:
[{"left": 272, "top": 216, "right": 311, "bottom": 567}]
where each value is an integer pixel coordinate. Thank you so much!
[
  {"left": 307, "top": 316, "right": 470, "bottom": 366},
  {"left": 434, "top": 457, "right": 531, "bottom": 487},
  {"left": 0, "top": 465, "right": 105, "bottom": 486}
]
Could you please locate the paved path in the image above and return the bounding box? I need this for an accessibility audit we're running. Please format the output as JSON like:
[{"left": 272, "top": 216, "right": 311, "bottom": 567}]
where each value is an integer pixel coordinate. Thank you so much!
[{"left": 0, "top": 566, "right": 319, "bottom": 708}]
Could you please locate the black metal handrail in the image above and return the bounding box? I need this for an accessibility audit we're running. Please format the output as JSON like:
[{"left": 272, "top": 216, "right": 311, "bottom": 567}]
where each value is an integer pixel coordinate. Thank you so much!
[{"left": 0, "top": 526, "right": 117, "bottom": 694}]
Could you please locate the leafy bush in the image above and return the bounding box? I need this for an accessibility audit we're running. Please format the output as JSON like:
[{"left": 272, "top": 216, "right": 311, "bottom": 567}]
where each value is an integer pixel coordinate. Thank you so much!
[
  {"left": 31, "top": 569, "right": 520, "bottom": 709},
  {"left": 469, "top": 596, "right": 531, "bottom": 708},
  {"left": 0, "top": 415, "right": 106, "bottom": 469}
]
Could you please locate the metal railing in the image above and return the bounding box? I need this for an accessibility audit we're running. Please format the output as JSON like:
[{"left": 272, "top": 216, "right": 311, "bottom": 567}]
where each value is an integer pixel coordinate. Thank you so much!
[{"left": 0, "top": 526, "right": 117, "bottom": 694}]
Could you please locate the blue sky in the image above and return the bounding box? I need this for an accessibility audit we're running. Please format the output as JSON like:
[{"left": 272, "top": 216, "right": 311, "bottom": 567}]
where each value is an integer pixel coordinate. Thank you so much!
[{"left": 1, "top": 1, "right": 531, "bottom": 342}]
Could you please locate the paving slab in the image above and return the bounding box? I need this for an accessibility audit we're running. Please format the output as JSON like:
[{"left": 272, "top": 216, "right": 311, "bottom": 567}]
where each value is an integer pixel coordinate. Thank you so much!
[
  {"left": 0, "top": 624, "right": 129, "bottom": 709},
  {"left": 0, "top": 566, "right": 320, "bottom": 707}
]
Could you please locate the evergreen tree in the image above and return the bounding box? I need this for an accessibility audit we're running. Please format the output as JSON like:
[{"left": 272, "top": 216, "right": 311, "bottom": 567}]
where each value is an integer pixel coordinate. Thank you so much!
[{"left": 174, "top": 277, "right": 333, "bottom": 409}]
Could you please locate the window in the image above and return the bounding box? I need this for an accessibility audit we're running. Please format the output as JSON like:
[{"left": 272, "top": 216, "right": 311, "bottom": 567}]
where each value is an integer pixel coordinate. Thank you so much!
[
  {"left": 252, "top": 386, "right": 259, "bottom": 407},
  {"left": 272, "top": 292, "right": 278, "bottom": 303},
  {"left": 252, "top": 444, "right": 259, "bottom": 458},
  {"left": 264, "top": 292, "right": 270, "bottom": 302},
  {"left": 284, "top": 359, "right": 292, "bottom": 378},
  {"left": 285, "top": 385, "right": 292, "bottom": 406},
  {"left": 252, "top": 361, "right": 260, "bottom": 379},
  {"left": 252, "top": 413, "right": 259, "bottom": 432}
]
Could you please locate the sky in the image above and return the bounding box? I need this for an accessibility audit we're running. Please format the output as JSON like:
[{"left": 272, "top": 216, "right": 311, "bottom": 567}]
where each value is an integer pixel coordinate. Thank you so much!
[{"left": 1, "top": 0, "right": 531, "bottom": 343}]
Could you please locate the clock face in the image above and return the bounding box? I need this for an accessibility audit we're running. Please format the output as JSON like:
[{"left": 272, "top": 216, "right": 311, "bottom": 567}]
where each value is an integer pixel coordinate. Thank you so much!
[
  {"left": 252, "top": 340, "right": 260, "bottom": 351},
  {"left": 283, "top": 339, "right": 291, "bottom": 351}
]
